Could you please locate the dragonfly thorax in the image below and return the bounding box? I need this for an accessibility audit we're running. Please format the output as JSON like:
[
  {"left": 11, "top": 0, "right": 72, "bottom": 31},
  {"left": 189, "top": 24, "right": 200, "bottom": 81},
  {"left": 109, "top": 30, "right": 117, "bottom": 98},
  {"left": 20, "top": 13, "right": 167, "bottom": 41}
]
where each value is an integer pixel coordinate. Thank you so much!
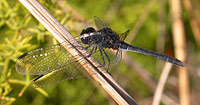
[{"left": 80, "top": 27, "right": 120, "bottom": 48}]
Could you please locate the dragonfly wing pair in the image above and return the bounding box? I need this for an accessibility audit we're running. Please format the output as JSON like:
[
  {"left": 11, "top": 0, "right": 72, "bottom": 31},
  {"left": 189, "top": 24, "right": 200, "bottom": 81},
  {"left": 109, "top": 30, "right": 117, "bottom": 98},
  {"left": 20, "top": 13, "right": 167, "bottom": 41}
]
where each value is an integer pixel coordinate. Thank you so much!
[
  {"left": 15, "top": 16, "right": 123, "bottom": 87},
  {"left": 15, "top": 43, "right": 84, "bottom": 87}
]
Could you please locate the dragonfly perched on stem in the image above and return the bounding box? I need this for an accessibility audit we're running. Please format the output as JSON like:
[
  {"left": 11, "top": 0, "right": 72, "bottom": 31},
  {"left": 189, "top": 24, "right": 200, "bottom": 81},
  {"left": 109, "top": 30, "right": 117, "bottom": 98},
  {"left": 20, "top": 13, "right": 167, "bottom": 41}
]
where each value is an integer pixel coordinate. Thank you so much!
[{"left": 16, "top": 16, "right": 184, "bottom": 87}]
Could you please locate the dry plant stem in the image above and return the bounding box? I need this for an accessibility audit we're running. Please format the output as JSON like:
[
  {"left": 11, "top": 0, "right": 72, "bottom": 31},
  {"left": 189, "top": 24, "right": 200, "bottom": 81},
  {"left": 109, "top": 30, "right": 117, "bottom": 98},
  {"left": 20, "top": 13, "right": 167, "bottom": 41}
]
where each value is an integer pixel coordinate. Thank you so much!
[
  {"left": 152, "top": 63, "right": 172, "bottom": 105},
  {"left": 156, "top": 0, "right": 166, "bottom": 70},
  {"left": 122, "top": 52, "right": 179, "bottom": 105},
  {"left": 55, "top": 0, "right": 85, "bottom": 22},
  {"left": 183, "top": 0, "right": 200, "bottom": 47},
  {"left": 18, "top": 0, "right": 137, "bottom": 105},
  {"left": 105, "top": 0, "right": 121, "bottom": 22},
  {"left": 170, "top": 0, "right": 190, "bottom": 105},
  {"left": 125, "top": 0, "right": 157, "bottom": 43},
  {"left": 122, "top": 52, "right": 156, "bottom": 91}
]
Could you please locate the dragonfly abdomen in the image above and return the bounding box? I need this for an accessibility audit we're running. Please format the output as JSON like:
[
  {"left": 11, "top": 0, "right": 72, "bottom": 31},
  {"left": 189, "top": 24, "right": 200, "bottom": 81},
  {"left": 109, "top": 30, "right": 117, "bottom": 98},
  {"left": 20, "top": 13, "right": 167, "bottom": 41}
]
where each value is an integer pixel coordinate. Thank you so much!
[{"left": 118, "top": 41, "right": 184, "bottom": 66}]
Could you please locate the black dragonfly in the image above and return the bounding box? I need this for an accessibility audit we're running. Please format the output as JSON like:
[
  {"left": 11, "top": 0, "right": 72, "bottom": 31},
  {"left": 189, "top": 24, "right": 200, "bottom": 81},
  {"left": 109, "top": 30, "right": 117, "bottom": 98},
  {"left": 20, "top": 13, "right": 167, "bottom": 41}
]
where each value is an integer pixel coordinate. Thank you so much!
[{"left": 15, "top": 16, "right": 184, "bottom": 87}]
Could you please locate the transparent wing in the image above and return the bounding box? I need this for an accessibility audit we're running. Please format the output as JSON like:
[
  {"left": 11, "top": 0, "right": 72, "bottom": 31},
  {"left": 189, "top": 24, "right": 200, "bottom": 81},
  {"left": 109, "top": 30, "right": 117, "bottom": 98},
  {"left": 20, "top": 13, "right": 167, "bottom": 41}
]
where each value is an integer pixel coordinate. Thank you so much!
[
  {"left": 16, "top": 36, "right": 121, "bottom": 87},
  {"left": 15, "top": 42, "right": 78, "bottom": 75},
  {"left": 94, "top": 16, "right": 108, "bottom": 30},
  {"left": 112, "top": 49, "right": 122, "bottom": 66},
  {"left": 28, "top": 44, "right": 121, "bottom": 87},
  {"left": 31, "top": 60, "right": 84, "bottom": 88},
  {"left": 119, "top": 30, "right": 129, "bottom": 41}
]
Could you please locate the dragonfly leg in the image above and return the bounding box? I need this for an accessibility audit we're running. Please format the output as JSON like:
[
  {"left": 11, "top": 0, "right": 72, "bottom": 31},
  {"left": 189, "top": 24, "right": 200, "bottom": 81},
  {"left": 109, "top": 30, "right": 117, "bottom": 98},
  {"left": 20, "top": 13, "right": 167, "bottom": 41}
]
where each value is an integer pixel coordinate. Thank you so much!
[
  {"left": 84, "top": 44, "right": 93, "bottom": 49},
  {"left": 99, "top": 47, "right": 105, "bottom": 67},
  {"left": 93, "top": 46, "right": 98, "bottom": 54},
  {"left": 87, "top": 46, "right": 96, "bottom": 57},
  {"left": 101, "top": 48, "right": 110, "bottom": 71}
]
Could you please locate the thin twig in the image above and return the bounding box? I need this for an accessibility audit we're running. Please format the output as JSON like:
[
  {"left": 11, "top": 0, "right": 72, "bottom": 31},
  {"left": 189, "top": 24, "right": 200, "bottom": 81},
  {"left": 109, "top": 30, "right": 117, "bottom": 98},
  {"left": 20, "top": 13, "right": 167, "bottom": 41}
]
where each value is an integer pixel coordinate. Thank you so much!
[
  {"left": 125, "top": 0, "right": 157, "bottom": 43},
  {"left": 183, "top": 0, "right": 200, "bottom": 47},
  {"left": 170, "top": 0, "right": 190, "bottom": 105},
  {"left": 122, "top": 52, "right": 156, "bottom": 91},
  {"left": 122, "top": 52, "right": 179, "bottom": 105},
  {"left": 55, "top": 0, "right": 86, "bottom": 22},
  {"left": 152, "top": 63, "right": 172, "bottom": 105},
  {"left": 18, "top": 0, "right": 137, "bottom": 104},
  {"left": 105, "top": 0, "right": 121, "bottom": 22}
]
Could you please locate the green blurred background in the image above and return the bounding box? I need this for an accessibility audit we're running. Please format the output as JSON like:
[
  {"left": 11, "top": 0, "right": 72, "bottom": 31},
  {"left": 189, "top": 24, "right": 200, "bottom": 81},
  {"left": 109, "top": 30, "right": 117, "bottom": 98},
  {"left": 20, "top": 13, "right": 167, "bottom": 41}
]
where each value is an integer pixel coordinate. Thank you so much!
[{"left": 0, "top": 0, "right": 199, "bottom": 105}]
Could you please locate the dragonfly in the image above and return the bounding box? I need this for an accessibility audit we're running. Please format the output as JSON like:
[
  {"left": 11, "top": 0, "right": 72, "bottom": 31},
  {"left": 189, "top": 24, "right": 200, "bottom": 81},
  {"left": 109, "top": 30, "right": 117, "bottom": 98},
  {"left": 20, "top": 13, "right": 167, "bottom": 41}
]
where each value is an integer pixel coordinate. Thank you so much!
[{"left": 15, "top": 16, "right": 184, "bottom": 88}]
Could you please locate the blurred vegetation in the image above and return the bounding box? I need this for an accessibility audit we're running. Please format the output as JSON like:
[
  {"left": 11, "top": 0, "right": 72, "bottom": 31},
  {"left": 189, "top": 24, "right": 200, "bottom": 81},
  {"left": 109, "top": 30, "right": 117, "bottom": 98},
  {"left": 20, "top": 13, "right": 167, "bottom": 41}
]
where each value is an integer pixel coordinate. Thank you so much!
[{"left": 0, "top": 0, "right": 199, "bottom": 105}]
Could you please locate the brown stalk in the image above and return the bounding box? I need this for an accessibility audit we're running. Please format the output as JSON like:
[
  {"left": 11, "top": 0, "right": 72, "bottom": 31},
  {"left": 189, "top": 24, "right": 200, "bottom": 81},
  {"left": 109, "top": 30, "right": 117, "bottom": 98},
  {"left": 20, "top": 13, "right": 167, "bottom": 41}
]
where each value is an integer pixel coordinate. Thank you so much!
[
  {"left": 18, "top": 0, "right": 137, "bottom": 104},
  {"left": 170, "top": 0, "right": 190, "bottom": 105}
]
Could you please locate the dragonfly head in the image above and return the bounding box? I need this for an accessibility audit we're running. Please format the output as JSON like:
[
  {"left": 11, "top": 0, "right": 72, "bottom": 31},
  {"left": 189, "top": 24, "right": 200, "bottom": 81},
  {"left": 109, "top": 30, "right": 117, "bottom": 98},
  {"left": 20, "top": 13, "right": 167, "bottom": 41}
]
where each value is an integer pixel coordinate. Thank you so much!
[
  {"left": 80, "top": 27, "right": 96, "bottom": 44},
  {"left": 80, "top": 27, "right": 96, "bottom": 35}
]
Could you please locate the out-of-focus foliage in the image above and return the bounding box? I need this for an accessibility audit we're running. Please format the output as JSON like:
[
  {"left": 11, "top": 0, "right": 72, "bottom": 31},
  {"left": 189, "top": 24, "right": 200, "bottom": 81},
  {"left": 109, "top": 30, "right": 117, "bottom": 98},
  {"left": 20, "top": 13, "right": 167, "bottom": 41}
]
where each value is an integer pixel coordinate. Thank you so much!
[{"left": 0, "top": 0, "right": 199, "bottom": 105}]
